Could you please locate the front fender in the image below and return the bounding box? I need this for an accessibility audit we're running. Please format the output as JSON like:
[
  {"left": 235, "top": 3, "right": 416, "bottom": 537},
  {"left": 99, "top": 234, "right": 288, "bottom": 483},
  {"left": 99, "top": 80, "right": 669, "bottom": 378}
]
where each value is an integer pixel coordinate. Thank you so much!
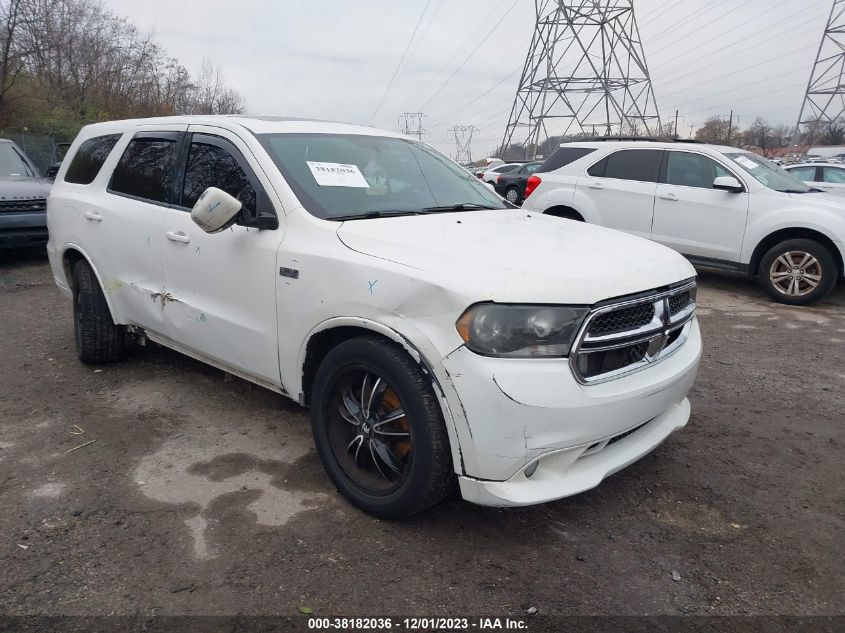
[
  {"left": 742, "top": 210, "right": 845, "bottom": 265},
  {"left": 294, "top": 316, "right": 476, "bottom": 476}
]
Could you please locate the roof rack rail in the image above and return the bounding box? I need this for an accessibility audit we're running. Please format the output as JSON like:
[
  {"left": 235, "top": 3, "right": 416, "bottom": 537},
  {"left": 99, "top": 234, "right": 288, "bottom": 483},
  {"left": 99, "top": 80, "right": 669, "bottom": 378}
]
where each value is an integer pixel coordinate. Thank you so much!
[{"left": 586, "top": 136, "right": 705, "bottom": 144}]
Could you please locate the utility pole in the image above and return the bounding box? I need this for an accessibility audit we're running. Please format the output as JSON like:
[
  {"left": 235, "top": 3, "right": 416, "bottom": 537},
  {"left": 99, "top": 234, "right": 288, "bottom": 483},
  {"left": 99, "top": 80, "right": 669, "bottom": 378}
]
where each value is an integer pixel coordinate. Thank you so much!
[
  {"left": 447, "top": 125, "right": 480, "bottom": 164},
  {"left": 398, "top": 113, "right": 428, "bottom": 141},
  {"left": 688, "top": 123, "right": 695, "bottom": 140},
  {"left": 501, "top": 0, "right": 661, "bottom": 156},
  {"left": 796, "top": 0, "right": 845, "bottom": 146},
  {"left": 726, "top": 110, "right": 734, "bottom": 145},
  {"left": 674, "top": 110, "right": 680, "bottom": 140}
]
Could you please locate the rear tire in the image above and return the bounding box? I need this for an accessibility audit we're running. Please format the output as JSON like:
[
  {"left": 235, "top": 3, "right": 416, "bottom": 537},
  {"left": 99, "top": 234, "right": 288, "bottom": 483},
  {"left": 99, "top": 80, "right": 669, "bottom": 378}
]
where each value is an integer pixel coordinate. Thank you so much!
[
  {"left": 505, "top": 187, "right": 521, "bottom": 205},
  {"left": 72, "top": 259, "right": 126, "bottom": 364},
  {"left": 310, "top": 336, "right": 454, "bottom": 519},
  {"left": 758, "top": 238, "right": 837, "bottom": 306}
]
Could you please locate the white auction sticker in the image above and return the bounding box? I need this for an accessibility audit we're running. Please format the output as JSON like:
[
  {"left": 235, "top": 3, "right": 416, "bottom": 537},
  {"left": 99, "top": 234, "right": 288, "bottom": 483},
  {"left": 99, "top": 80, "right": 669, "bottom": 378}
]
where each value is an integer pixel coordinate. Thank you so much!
[
  {"left": 734, "top": 155, "right": 759, "bottom": 170},
  {"left": 306, "top": 161, "right": 370, "bottom": 188}
]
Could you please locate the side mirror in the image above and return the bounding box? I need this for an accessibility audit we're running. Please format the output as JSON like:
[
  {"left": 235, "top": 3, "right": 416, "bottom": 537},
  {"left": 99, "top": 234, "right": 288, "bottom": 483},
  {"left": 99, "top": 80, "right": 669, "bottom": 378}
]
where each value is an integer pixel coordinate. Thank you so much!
[
  {"left": 45, "top": 163, "right": 61, "bottom": 179},
  {"left": 713, "top": 176, "right": 743, "bottom": 193},
  {"left": 191, "top": 187, "right": 242, "bottom": 233}
]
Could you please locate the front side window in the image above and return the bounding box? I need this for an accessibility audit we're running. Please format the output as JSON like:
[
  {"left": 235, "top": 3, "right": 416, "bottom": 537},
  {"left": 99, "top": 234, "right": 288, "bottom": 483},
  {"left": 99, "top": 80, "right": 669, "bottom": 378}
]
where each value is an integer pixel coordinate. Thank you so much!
[
  {"left": 665, "top": 151, "right": 733, "bottom": 189},
  {"left": 110, "top": 136, "right": 178, "bottom": 204},
  {"left": 787, "top": 166, "right": 818, "bottom": 182},
  {"left": 64, "top": 134, "right": 122, "bottom": 185},
  {"left": 822, "top": 166, "right": 845, "bottom": 184},
  {"left": 724, "top": 152, "right": 812, "bottom": 193},
  {"left": 0, "top": 143, "right": 34, "bottom": 177},
  {"left": 181, "top": 139, "right": 256, "bottom": 213},
  {"left": 258, "top": 133, "right": 507, "bottom": 220},
  {"left": 587, "top": 149, "right": 662, "bottom": 183}
]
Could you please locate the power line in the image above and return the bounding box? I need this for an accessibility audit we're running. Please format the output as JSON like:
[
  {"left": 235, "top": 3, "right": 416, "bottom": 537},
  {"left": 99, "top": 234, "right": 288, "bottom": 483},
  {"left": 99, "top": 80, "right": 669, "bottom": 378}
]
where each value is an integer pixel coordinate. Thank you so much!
[
  {"left": 646, "top": 0, "right": 733, "bottom": 43},
  {"left": 369, "top": 0, "right": 432, "bottom": 124},
  {"left": 419, "top": 0, "right": 520, "bottom": 111}
]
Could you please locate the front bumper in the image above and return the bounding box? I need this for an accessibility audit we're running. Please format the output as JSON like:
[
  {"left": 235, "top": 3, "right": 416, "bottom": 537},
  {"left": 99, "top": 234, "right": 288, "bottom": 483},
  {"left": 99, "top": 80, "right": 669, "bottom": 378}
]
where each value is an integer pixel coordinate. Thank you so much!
[
  {"left": 0, "top": 212, "right": 48, "bottom": 249},
  {"left": 442, "top": 318, "right": 702, "bottom": 506}
]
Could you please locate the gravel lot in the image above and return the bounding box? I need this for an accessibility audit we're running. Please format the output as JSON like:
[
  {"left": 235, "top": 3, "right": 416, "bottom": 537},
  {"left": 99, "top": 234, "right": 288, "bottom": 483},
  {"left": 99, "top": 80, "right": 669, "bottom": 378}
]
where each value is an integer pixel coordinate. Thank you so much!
[{"left": 1, "top": 252, "right": 843, "bottom": 617}]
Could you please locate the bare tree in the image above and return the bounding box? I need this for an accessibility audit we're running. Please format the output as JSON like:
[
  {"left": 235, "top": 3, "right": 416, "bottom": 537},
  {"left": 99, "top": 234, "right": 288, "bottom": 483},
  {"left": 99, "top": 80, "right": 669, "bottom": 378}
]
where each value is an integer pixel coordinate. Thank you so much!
[
  {"left": 695, "top": 116, "right": 732, "bottom": 145},
  {"left": 187, "top": 58, "right": 245, "bottom": 115}
]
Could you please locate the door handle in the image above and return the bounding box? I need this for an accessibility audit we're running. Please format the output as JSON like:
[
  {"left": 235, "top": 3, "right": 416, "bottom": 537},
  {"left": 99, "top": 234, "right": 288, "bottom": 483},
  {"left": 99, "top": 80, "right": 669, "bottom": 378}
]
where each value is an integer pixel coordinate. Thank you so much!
[
  {"left": 83, "top": 211, "right": 103, "bottom": 222},
  {"left": 165, "top": 231, "right": 191, "bottom": 244},
  {"left": 659, "top": 193, "right": 679, "bottom": 201},
  {"left": 587, "top": 182, "right": 604, "bottom": 190}
]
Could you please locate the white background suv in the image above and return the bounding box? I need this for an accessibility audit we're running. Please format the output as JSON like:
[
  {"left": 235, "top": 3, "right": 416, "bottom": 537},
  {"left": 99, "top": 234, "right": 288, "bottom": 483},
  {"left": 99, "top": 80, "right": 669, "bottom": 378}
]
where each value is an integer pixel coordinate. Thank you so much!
[
  {"left": 47, "top": 117, "right": 701, "bottom": 518},
  {"left": 522, "top": 140, "right": 845, "bottom": 305},
  {"left": 783, "top": 162, "right": 845, "bottom": 197}
]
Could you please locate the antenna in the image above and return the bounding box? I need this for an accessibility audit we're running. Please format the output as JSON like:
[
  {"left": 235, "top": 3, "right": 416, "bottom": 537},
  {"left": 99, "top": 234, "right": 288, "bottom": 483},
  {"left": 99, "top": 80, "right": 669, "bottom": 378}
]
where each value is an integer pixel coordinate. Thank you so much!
[{"left": 500, "top": 0, "right": 661, "bottom": 159}]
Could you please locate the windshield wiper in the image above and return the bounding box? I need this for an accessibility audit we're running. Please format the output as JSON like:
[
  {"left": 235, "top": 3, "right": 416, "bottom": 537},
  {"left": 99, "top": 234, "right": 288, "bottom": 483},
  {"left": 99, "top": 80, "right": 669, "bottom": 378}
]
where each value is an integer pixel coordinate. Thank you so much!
[
  {"left": 780, "top": 189, "right": 813, "bottom": 194},
  {"left": 328, "top": 210, "right": 424, "bottom": 222},
  {"left": 420, "top": 203, "right": 499, "bottom": 212}
]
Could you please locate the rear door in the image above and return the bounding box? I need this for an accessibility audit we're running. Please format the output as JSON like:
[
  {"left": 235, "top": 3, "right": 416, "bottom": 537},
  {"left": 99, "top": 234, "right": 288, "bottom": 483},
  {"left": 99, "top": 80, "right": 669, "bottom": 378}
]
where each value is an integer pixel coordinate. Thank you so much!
[
  {"left": 576, "top": 148, "right": 662, "bottom": 239},
  {"left": 158, "top": 126, "right": 285, "bottom": 387},
  {"left": 651, "top": 150, "right": 749, "bottom": 262},
  {"left": 102, "top": 127, "right": 187, "bottom": 332},
  {"left": 819, "top": 165, "right": 845, "bottom": 195}
]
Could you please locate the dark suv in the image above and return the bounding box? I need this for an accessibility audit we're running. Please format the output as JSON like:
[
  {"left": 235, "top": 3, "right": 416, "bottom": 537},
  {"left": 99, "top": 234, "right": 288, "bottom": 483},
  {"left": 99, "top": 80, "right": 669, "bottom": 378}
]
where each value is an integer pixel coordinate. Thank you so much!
[{"left": 0, "top": 139, "right": 52, "bottom": 251}]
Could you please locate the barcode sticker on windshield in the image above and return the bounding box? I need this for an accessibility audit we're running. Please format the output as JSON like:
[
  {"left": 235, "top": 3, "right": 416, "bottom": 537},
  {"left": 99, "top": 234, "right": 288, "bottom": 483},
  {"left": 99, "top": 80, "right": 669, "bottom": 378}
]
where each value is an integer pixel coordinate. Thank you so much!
[
  {"left": 306, "top": 161, "right": 370, "bottom": 188},
  {"left": 734, "top": 156, "right": 759, "bottom": 170}
]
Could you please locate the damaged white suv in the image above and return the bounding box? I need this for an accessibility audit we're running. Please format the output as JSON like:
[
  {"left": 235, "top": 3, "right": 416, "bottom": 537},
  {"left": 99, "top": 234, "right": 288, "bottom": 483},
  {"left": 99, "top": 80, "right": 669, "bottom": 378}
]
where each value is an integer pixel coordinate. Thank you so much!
[{"left": 47, "top": 116, "right": 701, "bottom": 518}]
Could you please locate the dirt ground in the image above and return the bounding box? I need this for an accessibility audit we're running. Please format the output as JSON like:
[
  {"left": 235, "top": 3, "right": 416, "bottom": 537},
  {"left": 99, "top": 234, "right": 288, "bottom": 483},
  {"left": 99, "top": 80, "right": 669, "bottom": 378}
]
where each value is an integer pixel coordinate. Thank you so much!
[{"left": 0, "top": 252, "right": 843, "bottom": 617}]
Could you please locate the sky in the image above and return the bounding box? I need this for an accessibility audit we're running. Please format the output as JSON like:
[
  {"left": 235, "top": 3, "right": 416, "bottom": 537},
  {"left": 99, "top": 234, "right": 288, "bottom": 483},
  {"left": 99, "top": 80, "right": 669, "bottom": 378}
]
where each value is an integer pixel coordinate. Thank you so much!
[{"left": 107, "top": 0, "right": 831, "bottom": 158}]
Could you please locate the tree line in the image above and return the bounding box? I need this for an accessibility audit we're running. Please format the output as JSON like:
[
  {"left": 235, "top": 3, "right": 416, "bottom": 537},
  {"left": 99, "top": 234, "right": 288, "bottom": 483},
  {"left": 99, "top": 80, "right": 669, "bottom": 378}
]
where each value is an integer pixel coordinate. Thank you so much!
[{"left": 0, "top": 0, "right": 245, "bottom": 139}]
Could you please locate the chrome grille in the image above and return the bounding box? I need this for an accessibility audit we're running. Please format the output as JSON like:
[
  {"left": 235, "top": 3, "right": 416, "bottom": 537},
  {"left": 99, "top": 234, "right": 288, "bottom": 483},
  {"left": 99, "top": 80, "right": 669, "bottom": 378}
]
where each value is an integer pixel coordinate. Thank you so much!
[
  {"left": 0, "top": 198, "right": 47, "bottom": 214},
  {"left": 589, "top": 303, "right": 655, "bottom": 335},
  {"left": 571, "top": 281, "right": 697, "bottom": 385}
]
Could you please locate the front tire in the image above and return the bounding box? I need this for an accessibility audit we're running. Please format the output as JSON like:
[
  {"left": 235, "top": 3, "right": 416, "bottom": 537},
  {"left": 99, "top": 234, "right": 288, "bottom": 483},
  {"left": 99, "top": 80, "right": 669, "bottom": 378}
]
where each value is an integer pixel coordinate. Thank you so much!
[
  {"left": 310, "top": 336, "right": 454, "bottom": 519},
  {"left": 758, "top": 238, "right": 837, "bottom": 305},
  {"left": 72, "top": 259, "right": 126, "bottom": 364}
]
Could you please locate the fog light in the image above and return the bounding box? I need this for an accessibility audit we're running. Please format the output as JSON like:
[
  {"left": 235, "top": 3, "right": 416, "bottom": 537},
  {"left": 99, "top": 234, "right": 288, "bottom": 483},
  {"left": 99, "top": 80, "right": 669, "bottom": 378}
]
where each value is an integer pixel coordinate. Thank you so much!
[{"left": 524, "top": 461, "right": 539, "bottom": 478}]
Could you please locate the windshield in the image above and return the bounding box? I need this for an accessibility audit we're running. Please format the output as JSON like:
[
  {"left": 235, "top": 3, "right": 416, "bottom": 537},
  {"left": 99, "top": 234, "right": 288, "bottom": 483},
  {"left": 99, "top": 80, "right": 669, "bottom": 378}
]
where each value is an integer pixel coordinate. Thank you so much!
[
  {"left": 724, "top": 152, "right": 812, "bottom": 193},
  {"left": 258, "top": 133, "right": 508, "bottom": 220},
  {"left": 0, "top": 143, "right": 35, "bottom": 177}
]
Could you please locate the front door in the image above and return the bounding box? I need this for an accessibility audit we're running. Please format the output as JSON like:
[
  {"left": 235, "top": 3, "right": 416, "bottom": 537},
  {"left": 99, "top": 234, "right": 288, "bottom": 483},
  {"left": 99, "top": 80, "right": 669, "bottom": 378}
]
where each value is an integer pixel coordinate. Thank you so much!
[
  {"left": 159, "top": 127, "right": 285, "bottom": 388},
  {"left": 651, "top": 150, "right": 749, "bottom": 262},
  {"left": 577, "top": 148, "right": 662, "bottom": 240}
]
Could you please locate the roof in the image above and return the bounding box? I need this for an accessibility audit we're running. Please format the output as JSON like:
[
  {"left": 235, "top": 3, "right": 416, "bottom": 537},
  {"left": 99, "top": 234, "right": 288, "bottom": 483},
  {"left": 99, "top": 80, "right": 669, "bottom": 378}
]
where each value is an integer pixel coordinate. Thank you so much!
[
  {"left": 559, "top": 139, "right": 744, "bottom": 153},
  {"left": 784, "top": 162, "right": 844, "bottom": 168},
  {"left": 77, "top": 115, "right": 406, "bottom": 139}
]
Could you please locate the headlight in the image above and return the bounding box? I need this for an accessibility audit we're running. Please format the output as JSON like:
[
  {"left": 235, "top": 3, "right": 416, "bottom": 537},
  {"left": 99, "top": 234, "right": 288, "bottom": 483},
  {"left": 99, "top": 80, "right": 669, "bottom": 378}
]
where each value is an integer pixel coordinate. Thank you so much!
[{"left": 456, "top": 303, "right": 590, "bottom": 358}]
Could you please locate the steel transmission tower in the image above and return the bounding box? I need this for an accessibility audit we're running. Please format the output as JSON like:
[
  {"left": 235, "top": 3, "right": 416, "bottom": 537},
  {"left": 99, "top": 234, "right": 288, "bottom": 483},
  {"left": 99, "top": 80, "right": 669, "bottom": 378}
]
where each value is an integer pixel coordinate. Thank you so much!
[
  {"left": 501, "top": 0, "right": 661, "bottom": 158},
  {"left": 399, "top": 112, "right": 429, "bottom": 140},
  {"left": 448, "top": 125, "right": 480, "bottom": 163},
  {"left": 795, "top": 0, "right": 845, "bottom": 145}
]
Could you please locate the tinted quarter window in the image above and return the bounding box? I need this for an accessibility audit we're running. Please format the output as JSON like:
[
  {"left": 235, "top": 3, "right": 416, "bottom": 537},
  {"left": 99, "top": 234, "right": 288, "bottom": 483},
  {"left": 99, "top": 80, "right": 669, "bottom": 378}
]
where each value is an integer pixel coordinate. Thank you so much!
[
  {"left": 110, "top": 137, "right": 177, "bottom": 204},
  {"left": 64, "top": 134, "right": 121, "bottom": 185},
  {"left": 182, "top": 141, "right": 256, "bottom": 213},
  {"left": 822, "top": 166, "right": 845, "bottom": 184},
  {"left": 665, "top": 151, "right": 732, "bottom": 189},
  {"left": 538, "top": 147, "right": 596, "bottom": 173},
  {"left": 600, "top": 150, "right": 662, "bottom": 183}
]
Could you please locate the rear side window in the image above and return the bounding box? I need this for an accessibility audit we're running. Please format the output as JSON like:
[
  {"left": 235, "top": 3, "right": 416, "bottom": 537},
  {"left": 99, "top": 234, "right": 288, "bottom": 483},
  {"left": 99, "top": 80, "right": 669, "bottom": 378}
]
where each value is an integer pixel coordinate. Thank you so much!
[
  {"left": 64, "top": 134, "right": 121, "bottom": 185},
  {"left": 538, "top": 147, "right": 596, "bottom": 173},
  {"left": 181, "top": 138, "right": 256, "bottom": 213},
  {"left": 822, "top": 166, "right": 845, "bottom": 184},
  {"left": 110, "top": 135, "right": 178, "bottom": 204},
  {"left": 588, "top": 149, "right": 662, "bottom": 183},
  {"left": 787, "top": 166, "right": 818, "bottom": 181}
]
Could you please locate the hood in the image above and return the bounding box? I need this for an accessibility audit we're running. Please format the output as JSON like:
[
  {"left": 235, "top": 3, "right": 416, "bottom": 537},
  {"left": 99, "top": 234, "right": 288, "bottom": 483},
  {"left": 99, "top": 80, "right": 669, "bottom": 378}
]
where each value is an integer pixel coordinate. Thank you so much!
[
  {"left": 0, "top": 176, "right": 52, "bottom": 199},
  {"left": 792, "top": 191, "right": 845, "bottom": 209},
  {"left": 336, "top": 210, "right": 696, "bottom": 305}
]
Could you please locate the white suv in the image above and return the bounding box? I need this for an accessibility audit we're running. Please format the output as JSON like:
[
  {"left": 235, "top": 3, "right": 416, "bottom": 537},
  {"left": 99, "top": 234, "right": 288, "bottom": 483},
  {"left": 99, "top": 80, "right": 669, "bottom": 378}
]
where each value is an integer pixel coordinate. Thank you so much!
[
  {"left": 522, "top": 140, "right": 845, "bottom": 305},
  {"left": 47, "top": 117, "right": 701, "bottom": 518}
]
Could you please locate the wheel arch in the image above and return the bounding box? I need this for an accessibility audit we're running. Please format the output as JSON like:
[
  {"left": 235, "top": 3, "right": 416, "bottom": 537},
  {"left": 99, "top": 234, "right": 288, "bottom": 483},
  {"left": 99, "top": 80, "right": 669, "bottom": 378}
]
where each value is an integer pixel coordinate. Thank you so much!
[
  {"left": 749, "top": 228, "right": 844, "bottom": 280},
  {"left": 60, "top": 245, "right": 121, "bottom": 318},
  {"left": 297, "top": 317, "right": 469, "bottom": 476},
  {"left": 542, "top": 205, "right": 585, "bottom": 221}
]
